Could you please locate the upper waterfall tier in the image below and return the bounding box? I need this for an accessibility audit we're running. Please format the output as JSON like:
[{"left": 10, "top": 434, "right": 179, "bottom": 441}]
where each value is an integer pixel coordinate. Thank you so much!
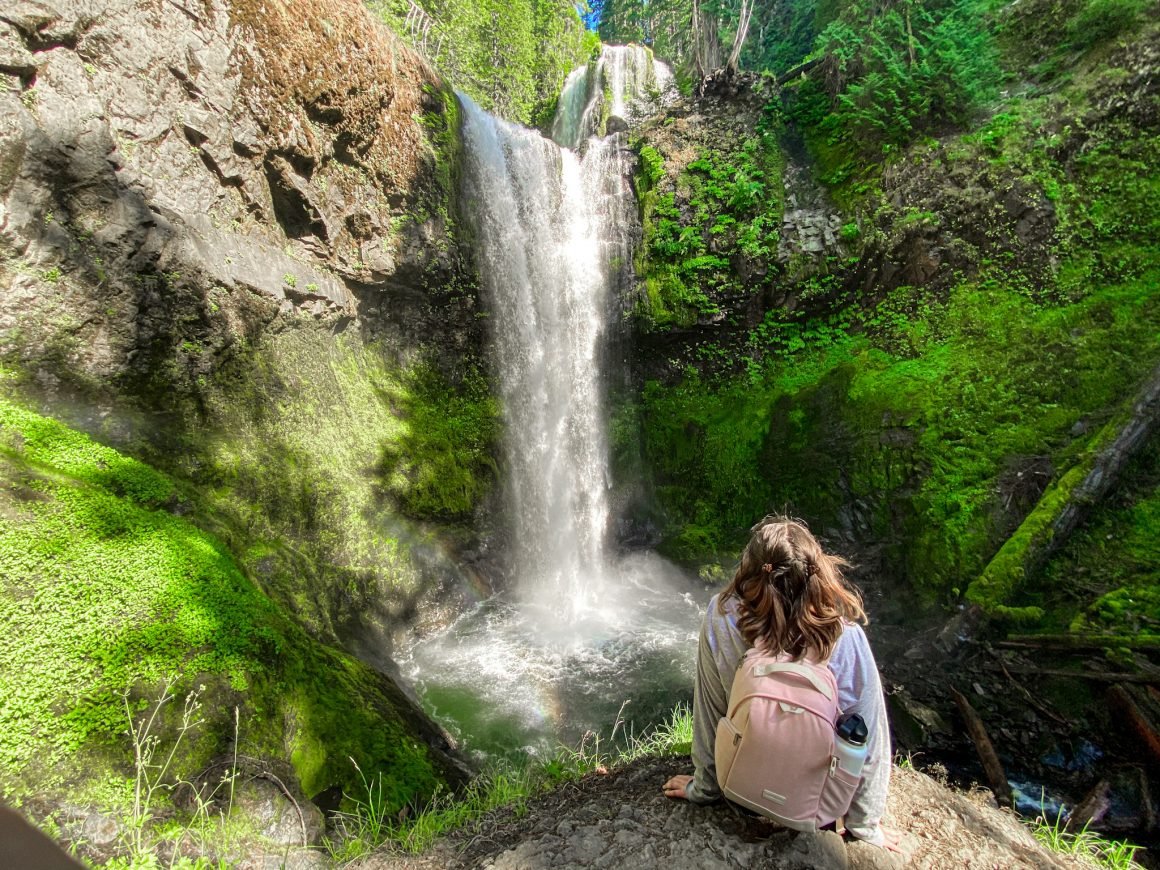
[
  {"left": 460, "top": 94, "right": 637, "bottom": 614},
  {"left": 550, "top": 45, "right": 674, "bottom": 150}
]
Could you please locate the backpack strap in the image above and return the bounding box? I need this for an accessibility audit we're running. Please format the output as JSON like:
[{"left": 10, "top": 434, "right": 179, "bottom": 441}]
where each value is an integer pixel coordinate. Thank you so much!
[{"left": 751, "top": 662, "right": 834, "bottom": 701}]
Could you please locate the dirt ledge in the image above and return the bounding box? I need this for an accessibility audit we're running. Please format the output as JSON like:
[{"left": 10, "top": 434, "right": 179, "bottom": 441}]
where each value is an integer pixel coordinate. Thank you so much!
[{"left": 355, "top": 755, "right": 1073, "bottom": 869}]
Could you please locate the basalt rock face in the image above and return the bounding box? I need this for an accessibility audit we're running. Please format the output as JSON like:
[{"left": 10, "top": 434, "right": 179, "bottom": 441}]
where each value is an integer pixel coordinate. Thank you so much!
[
  {"left": 0, "top": 0, "right": 480, "bottom": 387},
  {"left": 627, "top": 77, "right": 1063, "bottom": 381},
  {"left": 0, "top": 0, "right": 494, "bottom": 641},
  {"left": 0, "top": 0, "right": 492, "bottom": 808}
]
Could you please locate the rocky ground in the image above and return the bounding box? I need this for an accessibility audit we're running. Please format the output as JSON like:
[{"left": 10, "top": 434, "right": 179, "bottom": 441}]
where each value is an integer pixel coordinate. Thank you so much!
[{"left": 354, "top": 756, "right": 1074, "bottom": 870}]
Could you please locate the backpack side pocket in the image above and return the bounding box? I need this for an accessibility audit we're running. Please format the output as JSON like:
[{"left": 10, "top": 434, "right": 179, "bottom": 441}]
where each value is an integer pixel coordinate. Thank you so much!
[
  {"left": 714, "top": 715, "right": 742, "bottom": 788},
  {"left": 817, "top": 755, "right": 861, "bottom": 827}
]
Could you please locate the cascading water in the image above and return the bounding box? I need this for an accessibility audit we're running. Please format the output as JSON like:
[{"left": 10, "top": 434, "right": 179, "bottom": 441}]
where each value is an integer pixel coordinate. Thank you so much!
[
  {"left": 551, "top": 45, "right": 676, "bottom": 150},
  {"left": 401, "top": 49, "right": 700, "bottom": 761},
  {"left": 457, "top": 102, "right": 613, "bottom": 615}
]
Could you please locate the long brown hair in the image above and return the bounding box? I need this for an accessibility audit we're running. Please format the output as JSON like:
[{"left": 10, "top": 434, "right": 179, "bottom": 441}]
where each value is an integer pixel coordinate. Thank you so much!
[{"left": 719, "top": 515, "right": 865, "bottom": 661}]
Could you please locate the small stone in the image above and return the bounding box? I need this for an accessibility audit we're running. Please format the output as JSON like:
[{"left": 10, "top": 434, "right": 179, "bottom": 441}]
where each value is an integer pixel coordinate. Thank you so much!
[{"left": 81, "top": 811, "right": 119, "bottom": 846}]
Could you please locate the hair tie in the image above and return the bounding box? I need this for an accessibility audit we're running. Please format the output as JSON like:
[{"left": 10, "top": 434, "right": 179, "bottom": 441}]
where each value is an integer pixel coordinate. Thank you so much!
[{"left": 761, "top": 563, "right": 773, "bottom": 574}]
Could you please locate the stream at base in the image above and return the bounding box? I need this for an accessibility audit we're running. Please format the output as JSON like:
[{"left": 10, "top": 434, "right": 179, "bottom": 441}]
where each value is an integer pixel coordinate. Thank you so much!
[{"left": 399, "top": 553, "right": 703, "bottom": 763}]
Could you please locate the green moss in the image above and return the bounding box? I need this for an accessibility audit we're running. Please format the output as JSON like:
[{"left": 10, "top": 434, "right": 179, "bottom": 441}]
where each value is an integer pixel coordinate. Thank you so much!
[
  {"left": 638, "top": 145, "right": 665, "bottom": 188},
  {"left": 1029, "top": 434, "right": 1160, "bottom": 638},
  {"left": 377, "top": 364, "right": 499, "bottom": 521},
  {"left": 142, "top": 329, "right": 500, "bottom": 637},
  {"left": 633, "top": 124, "right": 786, "bottom": 330},
  {"left": 966, "top": 442, "right": 1103, "bottom": 611},
  {"left": 0, "top": 394, "right": 445, "bottom": 806},
  {"left": 639, "top": 274, "right": 1160, "bottom": 603}
]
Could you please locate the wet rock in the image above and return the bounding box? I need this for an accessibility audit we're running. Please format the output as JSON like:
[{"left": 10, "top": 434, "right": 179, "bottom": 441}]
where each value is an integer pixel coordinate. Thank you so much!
[
  {"left": 80, "top": 811, "right": 120, "bottom": 848},
  {"left": 606, "top": 115, "right": 630, "bottom": 135},
  {"left": 888, "top": 688, "right": 950, "bottom": 751}
]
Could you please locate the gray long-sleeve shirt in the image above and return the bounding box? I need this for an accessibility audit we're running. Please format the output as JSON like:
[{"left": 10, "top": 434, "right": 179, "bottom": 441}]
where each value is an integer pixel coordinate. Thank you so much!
[{"left": 687, "top": 593, "right": 891, "bottom": 845}]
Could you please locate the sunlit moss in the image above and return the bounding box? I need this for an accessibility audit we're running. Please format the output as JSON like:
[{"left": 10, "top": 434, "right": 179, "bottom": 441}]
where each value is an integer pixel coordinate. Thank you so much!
[{"left": 0, "top": 396, "right": 444, "bottom": 806}]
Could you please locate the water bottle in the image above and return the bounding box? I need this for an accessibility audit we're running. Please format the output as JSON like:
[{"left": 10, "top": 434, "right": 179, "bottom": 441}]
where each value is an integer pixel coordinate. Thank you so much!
[{"left": 833, "top": 713, "right": 869, "bottom": 778}]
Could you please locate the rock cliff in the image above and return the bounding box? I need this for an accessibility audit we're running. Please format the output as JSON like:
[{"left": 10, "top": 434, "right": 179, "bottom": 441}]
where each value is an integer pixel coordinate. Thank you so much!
[{"left": 0, "top": 0, "right": 491, "bottom": 824}]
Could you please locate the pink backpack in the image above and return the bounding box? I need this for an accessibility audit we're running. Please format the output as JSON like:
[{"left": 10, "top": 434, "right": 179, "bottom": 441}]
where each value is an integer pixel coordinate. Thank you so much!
[{"left": 714, "top": 648, "right": 862, "bottom": 831}]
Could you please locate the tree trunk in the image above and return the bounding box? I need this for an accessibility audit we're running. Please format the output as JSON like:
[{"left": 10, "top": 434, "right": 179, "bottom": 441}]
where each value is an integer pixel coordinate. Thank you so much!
[
  {"left": 690, "top": 0, "right": 721, "bottom": 81},
  {"left": 725, "top": 0, "right": 754, "bottom": 73},
  {"left": 966, "top": 359, "right": 1160, "bottom": 614}
]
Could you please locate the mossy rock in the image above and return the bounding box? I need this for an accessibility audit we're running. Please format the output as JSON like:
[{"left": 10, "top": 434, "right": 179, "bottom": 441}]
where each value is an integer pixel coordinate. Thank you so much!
[{"left": 0, "top": 393, "right": 461, "bottom": 810}]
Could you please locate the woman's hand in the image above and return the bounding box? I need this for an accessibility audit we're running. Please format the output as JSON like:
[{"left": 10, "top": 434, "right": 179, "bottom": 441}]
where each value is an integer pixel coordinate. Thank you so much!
[
  {"left": 849, "top": 825, "right": 905, "bottom": 853},
  {"left": 662, "top": 774, "right": 693, "bottom": 800},
  {"left": 876, "top": 826, "right": 904, "bottom": 852}
]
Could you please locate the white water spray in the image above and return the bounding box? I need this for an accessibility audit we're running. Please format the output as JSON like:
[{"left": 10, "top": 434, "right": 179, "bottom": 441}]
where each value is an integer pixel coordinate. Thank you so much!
[{"left": 459, "top": 96, "right": 617, "bottom": 616}]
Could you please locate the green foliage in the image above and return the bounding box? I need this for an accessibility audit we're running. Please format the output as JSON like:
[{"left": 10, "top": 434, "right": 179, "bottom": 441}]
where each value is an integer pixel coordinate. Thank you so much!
[
  {"left": 632, "top": 11, "right": 1160, "bottom": 629},
  {"left": 1066, "top": 0, "right": 1149, "bottom": 49},
  {"left": 377, "top": 365, "right": 500, "bottom": 521},
  {"left": 329, "top": 703, "right": 694, "bottom": 858},
  {"left": 787, "top": 0, "right": 1003, "bottom": 168},
  {"left": 640, "top": 274, "right": 1160, "bottom": 588},
  {"left": 0, "top": 395, "right": 444, "bottom": 808},
  {"left": 634, "top": 128, "right": 785, "bottom": 329},
  {"left": 1030, "top": 807, "right": 1143, "bottom": 869},
  {"left": 638, "top": 145, "right": 665, "bottom": 188},
  {"left": 367, "top": 0, "right": 593, "bottom": 126}
]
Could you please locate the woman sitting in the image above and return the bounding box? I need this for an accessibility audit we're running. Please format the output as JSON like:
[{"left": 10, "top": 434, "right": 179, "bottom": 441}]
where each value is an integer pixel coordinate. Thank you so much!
[{"left": 662, "top": 515, "right": 901, "bottom": 851}]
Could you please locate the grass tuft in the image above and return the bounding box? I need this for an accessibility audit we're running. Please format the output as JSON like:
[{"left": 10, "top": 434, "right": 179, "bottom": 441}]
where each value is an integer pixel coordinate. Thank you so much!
[
  {"left": 1030, "top": 807, "right": 1144, "bottom": 869},
  {"left": 328, "top": 704, "right": 695, "bottom": 861}
]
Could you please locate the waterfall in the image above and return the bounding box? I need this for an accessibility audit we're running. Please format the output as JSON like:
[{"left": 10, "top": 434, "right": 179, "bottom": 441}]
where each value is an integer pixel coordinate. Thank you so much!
[
  {"left": 549, "top": 61, "right": 604, "bottom": 152},
  {"left": 549, "top": 45, "right": 674, "bottom": 151},
  {"left": 460, "top": 97, "right": 613, "bottom": 614},
  {"left": 399, "top": 54, "right": 699, "bottom": 758},
  {"left": 458, "top": 46, "right": 672, "bottom": 618}
]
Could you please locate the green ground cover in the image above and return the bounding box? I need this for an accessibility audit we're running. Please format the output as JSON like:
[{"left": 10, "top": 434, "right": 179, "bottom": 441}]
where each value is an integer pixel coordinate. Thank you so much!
[
  {"left": 123, "top": 326, "right": 501, "bottom": 641},
  {"left": 1034, "top": 436, "right": 1160, "bottom": 637},
  {"left": 639, "top": 275, "right": 1159, "bottom": 596},
  {"left": 629, "top": 0, "right": 1160, "bottom": 632},
  {"left": 0, "top": 387, "right": 446, "bottom": 808}
]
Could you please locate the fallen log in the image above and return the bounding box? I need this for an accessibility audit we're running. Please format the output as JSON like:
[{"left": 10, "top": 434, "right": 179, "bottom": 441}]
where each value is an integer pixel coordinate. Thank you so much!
[
  {"left": 1066, "top": 780, "right": 1110, "bottom": 832},
  {"left": 966, "top": 359, "right": 1160, "bottom": 616},
  {"left": 952, "top": 688, "right": 1012, "bottom": 807},
  {"left": 984, "top": 664, "right": 1160, "bottom": 685},
  {"left": 775, "top": 57, "right": 822, "bottom": 85},
  {"left": 1107, "top": 684, "right": 1160, "bottom": 770},
  {"left": 999, "top": 634, "right": 1160, "bottom": 652},
  {"left": 1138, "top": 767, "right": 1157, "bottom": 832}
]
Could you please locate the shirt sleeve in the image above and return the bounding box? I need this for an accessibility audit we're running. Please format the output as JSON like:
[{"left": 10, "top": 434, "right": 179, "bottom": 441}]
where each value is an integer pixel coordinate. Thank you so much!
[{"left": 828, "top": 624, "right": 891, "bottom": 844}]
